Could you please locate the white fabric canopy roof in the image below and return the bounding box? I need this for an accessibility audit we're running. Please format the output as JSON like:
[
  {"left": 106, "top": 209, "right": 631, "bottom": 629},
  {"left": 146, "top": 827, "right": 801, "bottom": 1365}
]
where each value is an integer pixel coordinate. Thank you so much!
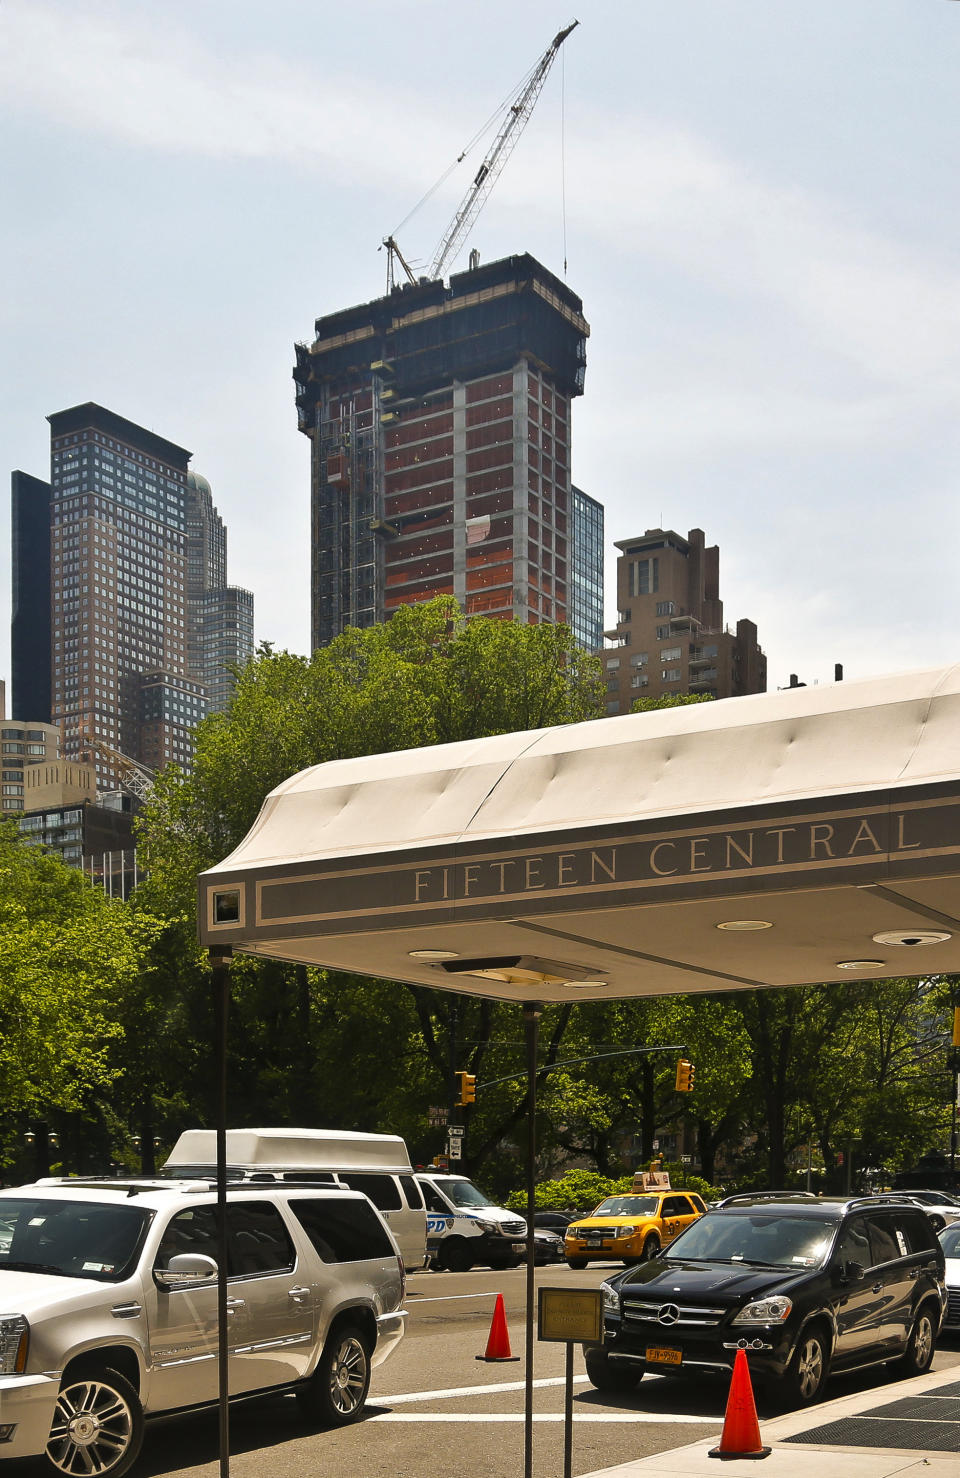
[{"left": 200, "top": 664, "right": 960, "bottom": 1001}]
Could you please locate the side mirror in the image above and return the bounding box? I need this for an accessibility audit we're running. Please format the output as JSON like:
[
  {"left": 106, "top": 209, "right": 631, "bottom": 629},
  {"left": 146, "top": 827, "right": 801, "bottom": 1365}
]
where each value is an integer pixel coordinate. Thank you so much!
[
  {"left": 155, "top": 1252, "right": 218, "bottom": 1290},
  {"left": 832, "top": 1258, "right": 865, "bottom": 1286}
]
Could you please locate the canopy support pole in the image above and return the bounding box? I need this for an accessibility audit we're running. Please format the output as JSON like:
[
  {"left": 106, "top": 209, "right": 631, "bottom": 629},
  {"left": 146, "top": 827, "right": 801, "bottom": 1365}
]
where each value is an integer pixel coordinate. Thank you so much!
[
  {"left": 210, "top": 947, "right": 232, "bottom": 1478},
  {"left": 522, "top": 1000, "right": 543, "bottom": 1478}
]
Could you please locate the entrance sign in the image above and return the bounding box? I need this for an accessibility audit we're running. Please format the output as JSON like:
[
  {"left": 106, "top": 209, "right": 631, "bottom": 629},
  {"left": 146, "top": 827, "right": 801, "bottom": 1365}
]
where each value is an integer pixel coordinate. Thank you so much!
[{"left": 538, "top": 1286, "right": 604, "bottom": 1343}]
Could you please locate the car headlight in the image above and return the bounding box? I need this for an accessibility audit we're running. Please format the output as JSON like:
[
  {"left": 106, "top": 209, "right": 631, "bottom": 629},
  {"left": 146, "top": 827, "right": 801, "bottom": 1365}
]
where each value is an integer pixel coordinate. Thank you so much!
[
  {"left": 0, "top": 1316, "right": 29, "bottom": 1374},
  {"left": 600, "top": 1280, "right": 621, "bottom": 1317},
  {"left": 473, "top": 1218, "right": 497, "bottom": 1233},
  {"left": 565, "top": 1226, "right": 582, "bottom": 1239},
  {"left": 731, "top": 1296, "right": 793, "bottom": 1326},
  {"left": 615, "top": 1226, "right": 637, "bottom": 1238}
]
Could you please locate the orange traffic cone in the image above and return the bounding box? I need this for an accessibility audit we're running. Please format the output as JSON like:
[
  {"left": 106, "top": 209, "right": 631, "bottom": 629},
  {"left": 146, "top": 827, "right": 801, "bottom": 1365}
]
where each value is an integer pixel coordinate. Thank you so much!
[
  {"left": 476, "top": 1293, "right": 520, "bottom": 1362},
  {"left": 708, "top": 1348, "right": 771, "bottom": 1460}
]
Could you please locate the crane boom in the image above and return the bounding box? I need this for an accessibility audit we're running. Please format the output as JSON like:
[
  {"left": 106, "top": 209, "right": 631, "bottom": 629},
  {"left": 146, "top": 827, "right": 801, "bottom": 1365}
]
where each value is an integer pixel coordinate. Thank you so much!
[
  {"left": 428, "top": 20, "right": 577, "bottom": 282},
  {"left": 82, "top": 733, "right": 157, "bottom": 802}
]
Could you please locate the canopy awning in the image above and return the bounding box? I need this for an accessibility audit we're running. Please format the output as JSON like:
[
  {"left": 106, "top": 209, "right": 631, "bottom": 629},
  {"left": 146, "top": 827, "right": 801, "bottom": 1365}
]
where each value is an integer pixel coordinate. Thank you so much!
[{"left": 199, "top": 663, "right": 960, "bottom": 1000}]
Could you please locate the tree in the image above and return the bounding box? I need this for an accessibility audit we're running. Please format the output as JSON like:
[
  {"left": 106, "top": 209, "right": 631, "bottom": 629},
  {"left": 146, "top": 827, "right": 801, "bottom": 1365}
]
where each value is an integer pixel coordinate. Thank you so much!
[
  {"left": 0, "top": 821, "right": 158, "bottom": 1173},
  {"left": 131, "top": 601, "right": 605, "bottom": 1161}
]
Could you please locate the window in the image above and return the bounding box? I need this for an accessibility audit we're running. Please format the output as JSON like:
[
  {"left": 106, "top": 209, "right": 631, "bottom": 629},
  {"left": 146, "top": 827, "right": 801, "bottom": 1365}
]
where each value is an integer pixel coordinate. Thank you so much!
[
  {"left": 655, "top": 625, "right": 671, "bottom": 640},
  {"left": 656, "top": 601, "right": 676, "bottom": 617},
  {"left": 400, "top": 1175, "right": 425, "bottom": 1210},
  {"left": 662, "top": 668, "right": 681, "bottom": 682},
  {"left": 228, "top": 1202, "right": 295, "bottom": 1275},
  {"left": 660, "top": 646, "right": 682, "bottom": 662},
  {"left": 338, "top": 1172, "right": 402, "bottom": 1211},
  {"left": 628, "top": 557, "right": 658, "bottom": 597},
  {"left": 290, "top": 1197, "right": 394, "bottom": 1263}
]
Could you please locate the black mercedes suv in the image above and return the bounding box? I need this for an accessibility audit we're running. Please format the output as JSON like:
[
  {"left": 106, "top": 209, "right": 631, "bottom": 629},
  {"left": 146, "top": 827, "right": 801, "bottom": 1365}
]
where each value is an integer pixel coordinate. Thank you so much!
[{"left": 585, "top": 1194, "right": 946, "bottom": 1407}]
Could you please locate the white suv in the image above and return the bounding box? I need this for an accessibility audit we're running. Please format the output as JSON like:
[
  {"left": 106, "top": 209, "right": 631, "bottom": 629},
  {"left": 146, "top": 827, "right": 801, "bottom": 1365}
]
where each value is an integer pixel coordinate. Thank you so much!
[{"left": 0, "top": 1177, "right": 406, "bottom": 1476}]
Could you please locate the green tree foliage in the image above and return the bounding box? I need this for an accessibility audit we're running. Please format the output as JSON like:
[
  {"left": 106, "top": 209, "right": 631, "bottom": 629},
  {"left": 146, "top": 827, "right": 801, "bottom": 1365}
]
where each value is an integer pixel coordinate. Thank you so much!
[
  {"left": 0, "top": 821, "right": 157, "bottom": 1170},
  {"left": 129, "top": 601, "right": 605, "bottom": 1163}
]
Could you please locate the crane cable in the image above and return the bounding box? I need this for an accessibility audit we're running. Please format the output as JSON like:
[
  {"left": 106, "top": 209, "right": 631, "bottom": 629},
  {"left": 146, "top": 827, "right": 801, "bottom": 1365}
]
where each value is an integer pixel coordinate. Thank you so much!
[
  {"left": 387, "top": 52, "right": 544, "bottom": 246},
  {"left": 561, "top": 43, "right": 568, "bottom": 276}
]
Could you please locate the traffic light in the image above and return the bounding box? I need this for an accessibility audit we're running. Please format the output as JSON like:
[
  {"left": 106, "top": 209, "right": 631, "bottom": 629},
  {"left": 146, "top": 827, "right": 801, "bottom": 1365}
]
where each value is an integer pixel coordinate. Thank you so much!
[
  {"left": 456, "top": 1071, "right": 477, "bottom": 1106},
  {"left": 675, "top": 1058, "right": 695, "bottom": 1092},
  {"left": 953, "top": 1007, "right": 960, "bottom": 1047}
]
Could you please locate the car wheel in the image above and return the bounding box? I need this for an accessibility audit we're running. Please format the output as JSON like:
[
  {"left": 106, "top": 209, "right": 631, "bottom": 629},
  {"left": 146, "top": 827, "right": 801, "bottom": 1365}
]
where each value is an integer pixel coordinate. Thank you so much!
[
  {"left": 566, "top": 1258, "right": 588, "bottom": 1270},
  {"left": 895, "top": 1303, "right": 938, "bottom": 1378},
  {"left": 641, "top": 1233, "right": 661, "bottom": 1261},
  {"left": 779, "top": 1325, "right": 829, "bottom": 1408},
  {"left": 440, "top": 1238, "right": 474, "bottom": 1272},
  {"left": 297, "top": 1324, "right": 371, "bottom": 1427},
  {"left": 584, "top": 1347, "right": 641, "bottom": 1392},
  {"left": 44, "top": 1367, "right": 144, "bottom": 1478}
]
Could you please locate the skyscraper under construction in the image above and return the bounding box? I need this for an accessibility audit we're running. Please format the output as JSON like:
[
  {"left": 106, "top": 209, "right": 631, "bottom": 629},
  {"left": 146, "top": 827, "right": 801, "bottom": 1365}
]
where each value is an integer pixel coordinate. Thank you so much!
[{"left": 293, "top": 253, "right": 594, "bottom": 651}]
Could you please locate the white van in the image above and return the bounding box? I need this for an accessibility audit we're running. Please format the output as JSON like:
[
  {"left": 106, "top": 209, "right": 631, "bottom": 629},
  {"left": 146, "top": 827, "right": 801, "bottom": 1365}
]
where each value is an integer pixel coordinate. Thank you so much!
[
  {"left": 416, "top": 1170, "right": 527, "bottom": 1271},
  {"left": 165, "top": 1128, "right": 428, "bottom": 1271}
]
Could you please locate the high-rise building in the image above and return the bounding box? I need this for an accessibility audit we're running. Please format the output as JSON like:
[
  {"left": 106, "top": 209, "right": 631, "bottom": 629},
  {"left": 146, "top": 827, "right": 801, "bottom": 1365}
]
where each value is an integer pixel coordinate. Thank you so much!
[
  {"left": 0, "top": 680, "right": 60, "bottom": 815},
  {"left": 603, "top": 527, "right": 766, "bottom": 715},
  {"left": 10, "top": 404, "right": 254, "bottom": 790},
  {"left": 185, "top": 472, "right": 255, "bottom": 714},
  {"left": 11, "top": 471, "right": 52, "bottom": 722},
  {"left": 293, "top": 253, "right": 592, "bottom": 650},
  {"left": 568, "top": 485, "right": 604, "bottom": 652}
]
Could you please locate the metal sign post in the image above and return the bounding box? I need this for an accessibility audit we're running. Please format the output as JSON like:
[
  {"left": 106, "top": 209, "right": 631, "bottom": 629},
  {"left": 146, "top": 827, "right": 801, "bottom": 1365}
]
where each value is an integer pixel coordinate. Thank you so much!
[{"left": 538, "top": 1288, "right": 604, "bottom": 1478}]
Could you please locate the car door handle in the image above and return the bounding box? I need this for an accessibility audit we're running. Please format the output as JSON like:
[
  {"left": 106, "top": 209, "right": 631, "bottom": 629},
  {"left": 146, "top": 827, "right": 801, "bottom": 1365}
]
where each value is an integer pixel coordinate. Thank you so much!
[
  {"left": 871, "top": 1283, "right": 883, "bottom": 1294},
  {"left": 908, "top": 1268, "right": 921, "bottom": 1280},
  {"left": 226, "top": 1297, "right": 245, "bottom": 1312},
  {"left": 287, "top": 1286, "right": 311, "bottom": 1302}
]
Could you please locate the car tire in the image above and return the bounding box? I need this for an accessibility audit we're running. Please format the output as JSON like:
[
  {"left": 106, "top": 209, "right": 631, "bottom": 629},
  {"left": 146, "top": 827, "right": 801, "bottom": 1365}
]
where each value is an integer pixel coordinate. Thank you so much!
[
  {"left": 297, "top": 1323, "right": 371, "bottom": 1428},
  {"left": 44, "top": 1367, "right": 144, "bottom": 1478},
  {"left": 894, "top": 1303, "right": 938, "bottom": 1378},
  {"left": 584, "top": 1347, "right": 642, "bottom": 1392},
  {"left": 566, "top": 1258, "right": 588, "bottom": 1270},
  {"left": 779, "top": 1324, "right": 829, "bottom": 1408},
  {"left": 440, "top": 1238, "right": 474, "bottom": 1272},
  {"left": 641, "top": 1233, "right": 661, "bottom": 1261}
]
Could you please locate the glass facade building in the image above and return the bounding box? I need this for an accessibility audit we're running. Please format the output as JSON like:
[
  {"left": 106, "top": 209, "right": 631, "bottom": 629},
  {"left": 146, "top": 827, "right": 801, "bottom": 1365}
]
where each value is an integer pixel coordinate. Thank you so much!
[{"left": 568, "top": 485, "right": 604, "bottom": 652}]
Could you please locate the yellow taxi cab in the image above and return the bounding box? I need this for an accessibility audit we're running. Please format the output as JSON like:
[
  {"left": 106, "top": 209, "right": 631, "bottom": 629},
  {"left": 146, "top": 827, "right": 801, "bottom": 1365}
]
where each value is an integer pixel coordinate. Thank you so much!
[{"left": 564, "top": 1189, "right": 706, "bottom": 1268}]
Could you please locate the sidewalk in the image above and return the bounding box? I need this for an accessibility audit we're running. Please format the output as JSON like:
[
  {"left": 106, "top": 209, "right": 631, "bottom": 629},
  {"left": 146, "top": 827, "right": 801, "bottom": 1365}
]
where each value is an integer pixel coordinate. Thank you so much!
[{"left": 581, "top": 1364, "right": 960, "bottom": 1477}]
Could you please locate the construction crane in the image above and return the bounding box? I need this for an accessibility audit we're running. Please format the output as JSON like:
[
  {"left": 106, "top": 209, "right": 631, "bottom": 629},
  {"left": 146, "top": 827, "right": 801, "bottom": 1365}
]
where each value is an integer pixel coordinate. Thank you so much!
[
  {"left": 82, "top": 733, "right": 157, "bottom": 803},
  {"left": 383, "top": 20, "right": 577, "bottom": 290}
]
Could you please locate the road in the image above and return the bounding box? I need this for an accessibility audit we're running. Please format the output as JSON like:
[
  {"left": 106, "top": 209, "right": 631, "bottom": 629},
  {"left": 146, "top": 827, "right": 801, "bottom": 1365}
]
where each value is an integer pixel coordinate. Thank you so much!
[{"left": 39, "top": 1262, "right": 960, "bottom": 1478}]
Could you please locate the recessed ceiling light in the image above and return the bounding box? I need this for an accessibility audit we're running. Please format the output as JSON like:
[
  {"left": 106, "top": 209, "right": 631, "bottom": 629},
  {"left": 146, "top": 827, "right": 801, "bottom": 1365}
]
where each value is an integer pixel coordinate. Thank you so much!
[
  {"left": 716, "top": 919, "right": 773, "bottom": 932},
  {"left": 871, "top": 930, "right": 952, "bottom": 948},
  {"left": 438, "top": 955, "right": 607, "bottom": 988},
  {"left": 561, "top": 980, "right": 609, "bottom": 990},
  {"left": 837, "top": 959, "right": 885, "bottom": 971},
  {"left": 408, "top": 949, "right": 461, "bottom": 961}
]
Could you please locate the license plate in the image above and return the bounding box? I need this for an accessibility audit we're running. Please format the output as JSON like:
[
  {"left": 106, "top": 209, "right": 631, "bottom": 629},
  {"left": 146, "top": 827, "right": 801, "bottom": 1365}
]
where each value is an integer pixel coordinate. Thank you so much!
[
  {"left": 646, "top": 1346, "right": 682, "bottom": 1366},
  {"left": 586, "top": 1239, "right": 603, "bottom": 1248}
]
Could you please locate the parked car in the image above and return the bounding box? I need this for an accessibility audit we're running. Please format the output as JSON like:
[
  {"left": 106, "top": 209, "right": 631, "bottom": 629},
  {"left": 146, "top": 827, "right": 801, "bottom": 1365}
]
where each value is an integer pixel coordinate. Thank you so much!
[
  {"left": 939, "top": 1221, "right": 960, "bottom": 1333},
  {"left": 533, "top": 1210, "right": 577, "bottom": 1232},
  {"left": 532, "top": 1227, "right": 565, "bottom": 1264},
  {"left": 586, "top": 1193, "right": 945, "bottom": 1408},
  {"left": 0, "top": 1175, "right": 407, "bottom": 1475},
  {"left": 868, "top": 1191, "right": 960, "bottom": 1233},
  {"left": 565, "top": 1190, "right": 706, "bottom": 1268}
]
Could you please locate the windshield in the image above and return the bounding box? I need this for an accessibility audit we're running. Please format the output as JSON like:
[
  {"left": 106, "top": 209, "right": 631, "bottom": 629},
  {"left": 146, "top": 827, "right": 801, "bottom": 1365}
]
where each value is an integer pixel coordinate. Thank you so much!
[
  {"left": 591, "top": 1197, "right": 658, "bottom": 1218},
  {"left": 0, "top": 1198, "right": 151, "bottom": 1282},
  {"left": 440, "top": 1180, "right": 494, "bottom": 1209},
  {"left": 665, "top": 1212, "right": 835, "bottom": 1269}
]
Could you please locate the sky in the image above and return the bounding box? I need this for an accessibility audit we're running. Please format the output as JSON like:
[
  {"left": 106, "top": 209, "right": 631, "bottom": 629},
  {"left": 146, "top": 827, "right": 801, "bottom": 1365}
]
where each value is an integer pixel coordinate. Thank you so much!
[{"left": 2, "top": 0, "right": 959, "bottom": 694}]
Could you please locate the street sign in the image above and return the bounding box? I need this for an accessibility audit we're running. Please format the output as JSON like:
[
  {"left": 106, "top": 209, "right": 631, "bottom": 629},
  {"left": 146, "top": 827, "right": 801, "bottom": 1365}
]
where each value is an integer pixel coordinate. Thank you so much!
[
  {"left": 448, "top": 1125, "right": 465, "bottom": 1140},
  {"left": 447, "top": 1139, "right": 462, "bottom": 1161},
  {"left": 428, "top": 1106, "right": 448, "bottom": 1126}
]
